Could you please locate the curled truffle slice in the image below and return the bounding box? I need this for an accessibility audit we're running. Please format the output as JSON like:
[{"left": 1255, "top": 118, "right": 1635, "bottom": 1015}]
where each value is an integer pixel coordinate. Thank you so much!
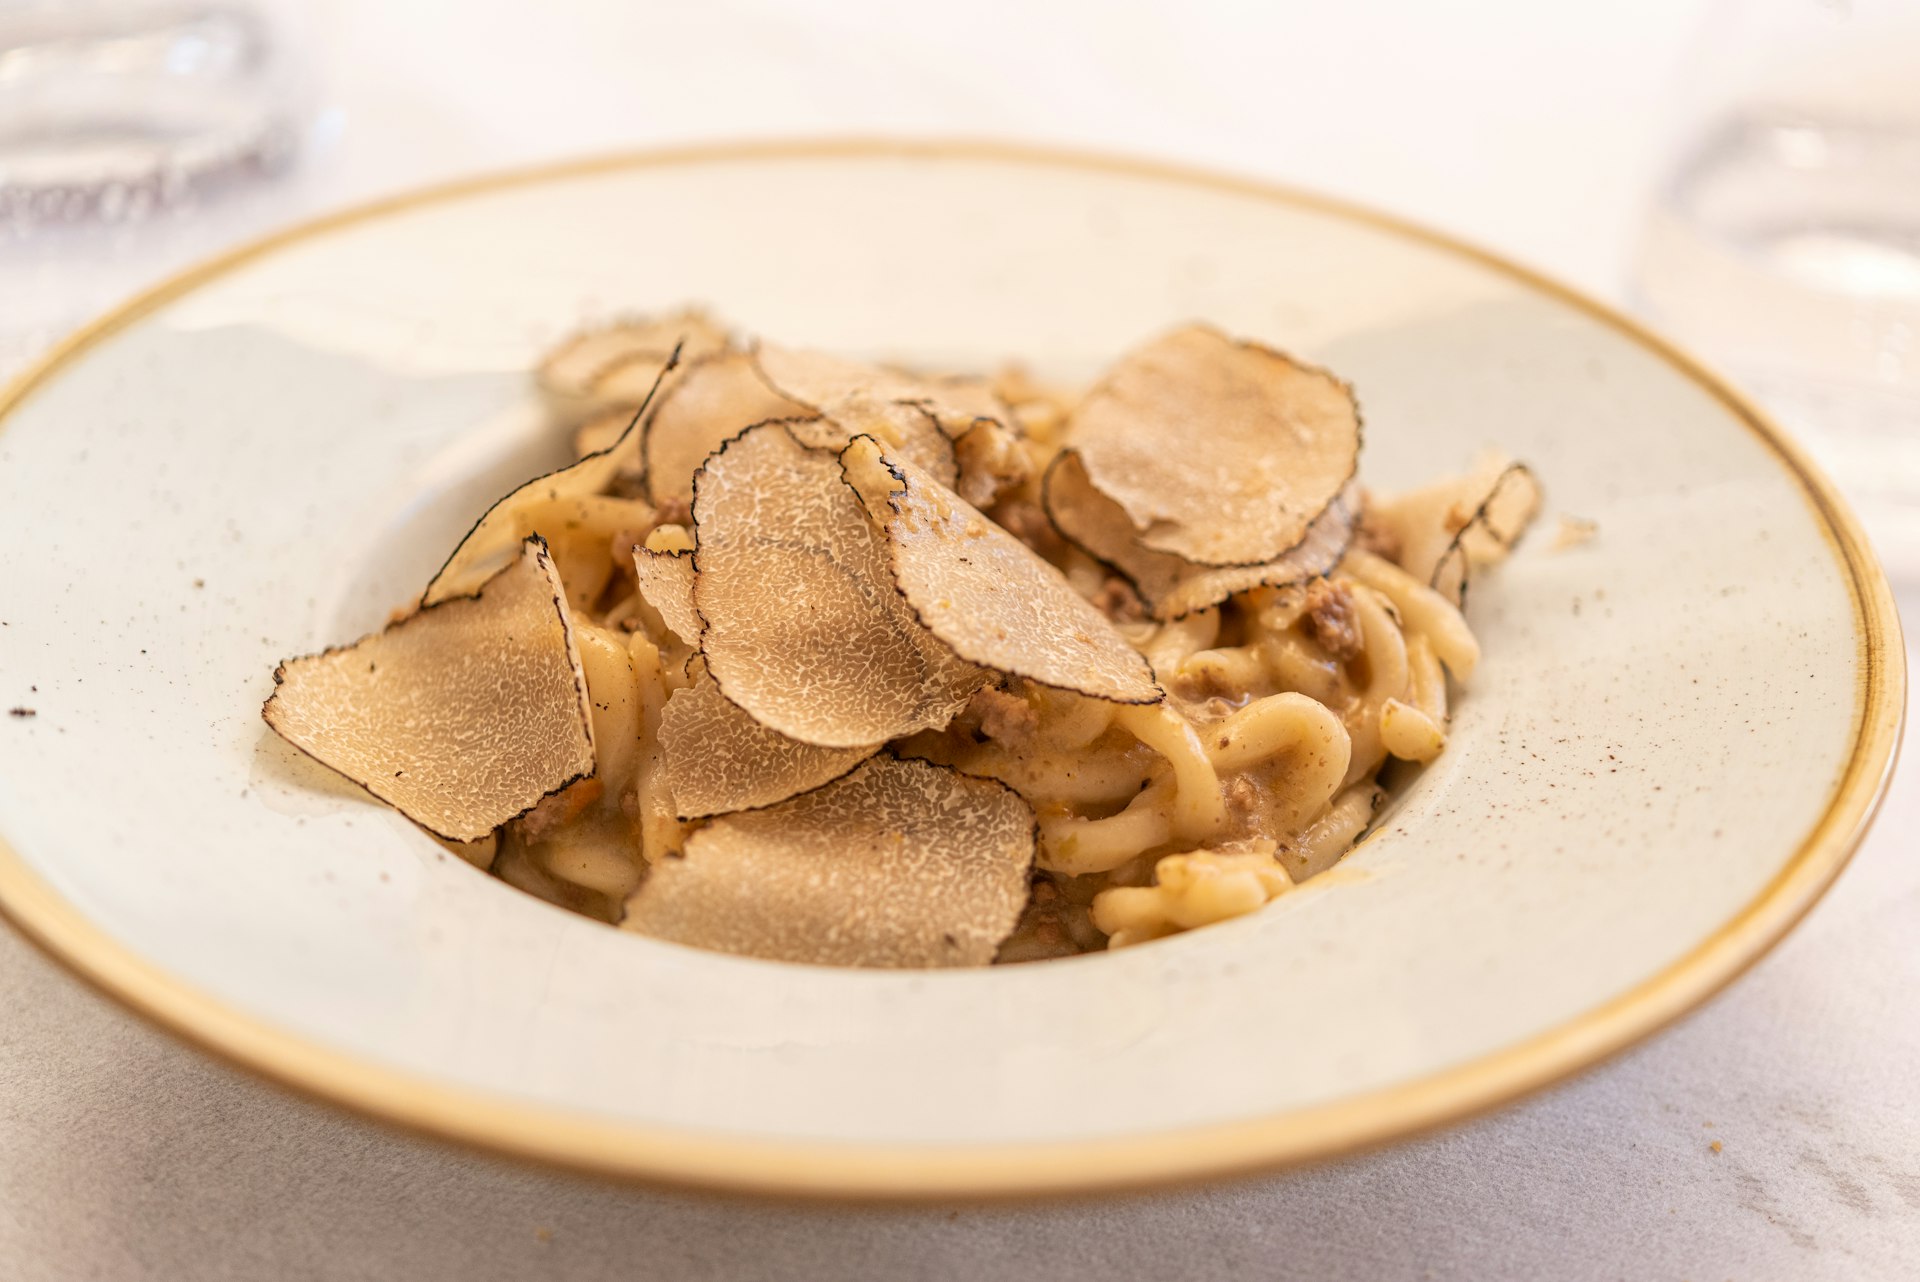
[
  {"left": 623, "top": 756, "right": 1034, "bottom": 967},
  {"left": 1381, "top": 459, "right": 1542, "bottom": 605},
  {"left": 842, "top": 436, "right": 1160, "bottom": 704},
  {"left": 537, "top": 309, "right": 728, "bottom": 423},
  {"left": 1045, "top": 452, "right": 1358, "bottom": 620},
  {"left": 631, "top": 546, "right": 702, "bottom": 646},
  {"left": 571, "top": 406, "right": 633, "bottom": 463},
  {"left": 1066, "top": 324, "right": 1360, "bottom": 566},
  {"left": 424, "top": 351, "right": 677, "bottom": 606},
  {"left": 786, "top": 397, "right": 959, "bottom": 489},
  {"left": 1429, "top": 463, "right": 1541, "bottom": 604},
  {"left": 641, "top": 351, "right": 815, "bottom": 509},
  {"left": 753, "top": 343, "right": 1015, "bottom": 440},
  {"left": 659, "top": 659, "right": 877, "bottom": 819},
  {"left": 692, "top": 423, "right": 985, "bottom": 747},
  {"left": 262, "top": 538, "right": 596, "bottom": 842}
]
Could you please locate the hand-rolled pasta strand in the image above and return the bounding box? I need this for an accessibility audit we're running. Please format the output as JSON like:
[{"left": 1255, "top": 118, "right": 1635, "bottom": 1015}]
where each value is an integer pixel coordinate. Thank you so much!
[
  {"left": 1113, "top": 702, "right": 1227, "bottom": 844},
  {"left": 1208, "top": 692, "right": 1352, "bottom": 837},
  {"left": 1405, "top": 632, "right": 1448, "bottom": 723},
  {"left": 1287, "top": 783, "right": 1383, "bottom": 881},
  {"left": 626, "top": 629, "right": 684, "bottom": 865},
  {"left": 1206, "top": 691, "right": 1352, "bottom": 775},
  {"left": 1039, "top": 772, "right": 1177, "bottom": 875},
  {"left": 1381, "top": 699, "right": 1446, "bottom": 763},
  {"left": 1340, "top": 549, "right": 1479, "bottom": 680},
  {"left": 1141, "top": 609, "right": 1221, "bottom": 675},
  {"left": 1091, "top": 846, "right": 1294, "bottom": 948},
  {"left": 939, "top": 736, "right": 1157, "bottom": 810},
  {"left": 523, "top": 624, "right": 649, "bottom": 901},
  {"left": 1340, "top": 583, "right": 1411, "bottom": 788},
  {"left": 1175, "top": 644, "right": 1270, "bottom": 699},
  {"left": 1256, "top": 627, "right": 1348, "bottom": 707}
]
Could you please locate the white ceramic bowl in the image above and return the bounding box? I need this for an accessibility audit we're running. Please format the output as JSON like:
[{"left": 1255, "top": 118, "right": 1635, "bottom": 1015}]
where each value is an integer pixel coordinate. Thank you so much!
[{"left": 0, "top": 142, "right": 1901, "bottom": 1199}]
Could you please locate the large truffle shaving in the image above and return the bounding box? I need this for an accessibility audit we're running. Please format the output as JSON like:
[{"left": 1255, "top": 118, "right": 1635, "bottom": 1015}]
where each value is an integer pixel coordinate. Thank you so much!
[
  {"left": 753, "top": 343, "right": 1014, "bottom": 440},
  {"left": 623, "top": 756, "right": 1033, "bottom": 967},
  {"left": 692, "top": 423, "right": 985, "bottom": 747},
  {"left": 786, "top": 396, "right": 959, "bottom": 488},
  {"left": 537, "top": 309, "right": 728, "bottom": 423},
  {"left": 1045, "top": 452, "right": 1359, "bottom": 620},
  {"left": 263, "top": 538, "right": 596, "bottom": 842},
  {"left": 842, "top": 435, "right": 1160, "bottom": 703},
  {"left": 1066, "top": 324, "right": 1360, "bottom": 565},
  {"left": 659, "top": 659, "right": 876, "bottom": 818},
  {"left": 423, "top": 350, "right": 677, "bottom": 605},
  {"left": 641, "top": 350, "right": 814, "bottom": 508}
]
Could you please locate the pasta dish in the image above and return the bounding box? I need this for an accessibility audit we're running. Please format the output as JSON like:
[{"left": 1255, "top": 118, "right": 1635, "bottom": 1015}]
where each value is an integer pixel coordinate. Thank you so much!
[{"left": 262, "top": 314, "right": 1539, "bottom": 967}]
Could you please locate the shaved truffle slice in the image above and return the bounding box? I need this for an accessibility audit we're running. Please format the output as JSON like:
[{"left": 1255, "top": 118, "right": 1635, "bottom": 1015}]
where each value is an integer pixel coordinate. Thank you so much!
[
  {"left": 786, "top": 396, "right": 959, "bottom": 488},
  {"left": 915, "top": 375, "right": 1016, "bottom": 440},
  {"left": 537, "top": 310, "right": 728, "bottom": 423},
  {"left": 1066, "top": 324, "right": 1360, "bottom": 565},
  {"left": 631, "top": 546, "right": 702, "bottom": 645},
  {"left": 641, "top": 351, "right": 815, "bottom": 508},
  {"left": 753, "top": 343, "right": 1014, "bottom": 440},
  {"left": 263, "top": 539, "right": 595, "bottom": 842},
  {"left": 623, "top": 756, "right": 1033, "bottom": 967},
  {"left": 1382, "top": 458, "right": 1542, "bottom": 604},
  {"left": 842, "top": 436, "right": 1160, "bottom": 704},
  {"left": 571, "top": 407, "right": 631, "bottom": 462},
  {"left": 1045, "top": 452, "right": 1359, "bottom": 620},
  {"left": 692, "top": 423, "right": 985, "bottom": 747},
  {"left": 424, "top": 351, "right": 677, "bottom": 606},
  {"left": 1430, "top": 464, "right": 1541, "bottom": 603},
  {"left": 659, "top": 660, "right": 876, "bottom": 818}
]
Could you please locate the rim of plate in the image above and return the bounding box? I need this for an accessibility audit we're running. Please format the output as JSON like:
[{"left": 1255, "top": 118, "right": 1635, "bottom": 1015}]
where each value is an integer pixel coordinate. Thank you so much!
[{"left": 0, "top": 139, "right": 1904, "bottom": 1202}]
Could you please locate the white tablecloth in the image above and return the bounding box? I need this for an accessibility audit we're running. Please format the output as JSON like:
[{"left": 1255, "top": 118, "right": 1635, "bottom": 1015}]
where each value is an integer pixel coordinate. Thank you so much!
[{"left": 5, "top": 3, "right": 1916, "bottom": 1277}]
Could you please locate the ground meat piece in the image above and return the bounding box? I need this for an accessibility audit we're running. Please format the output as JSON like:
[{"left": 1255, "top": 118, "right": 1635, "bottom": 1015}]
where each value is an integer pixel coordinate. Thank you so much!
[
  {"left": 513, "top": 777, "right": 604, "bottom": 844},
  {"left": 997, "top": 870, "right": 1104, "bottom": 962},
  {"left": 1090, "top": 575, "right": 1146, "bottom": 623},
  {"left": 1221, "top": 775, "right": 1263, "bottom": 841},
  {"left": 990, "top": 498, "right": 1068, "bottom": 561},
  {"left": 1303, "top": 578, "right": 1363, "bottom": 662},
  {"left": 968, "top": 685, "right": 1038, "bottom": 744}
]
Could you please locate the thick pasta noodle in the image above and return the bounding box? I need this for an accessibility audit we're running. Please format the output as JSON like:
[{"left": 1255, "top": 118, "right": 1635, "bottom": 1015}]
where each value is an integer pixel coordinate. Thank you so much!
[{"left": 400, "top": 331, "right": 1530, "bottom": 962}]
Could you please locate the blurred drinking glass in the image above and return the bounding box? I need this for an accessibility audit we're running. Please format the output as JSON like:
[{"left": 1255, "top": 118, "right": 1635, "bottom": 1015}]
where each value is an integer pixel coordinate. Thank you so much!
[
  {"left": 0, "top": 0, "right": 307, "bottom": 231},
  {"left": 0, "top": 1, "right": 314, "bottom": 374},
  {"left": 1633, "top": 0, "right": 1920, "bottom": 576}
]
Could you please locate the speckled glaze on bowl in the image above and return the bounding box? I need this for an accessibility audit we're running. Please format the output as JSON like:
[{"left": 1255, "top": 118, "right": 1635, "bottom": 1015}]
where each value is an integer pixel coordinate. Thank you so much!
[{"left": 0, "top": 142, "right": 1902, "bottom": 1200}]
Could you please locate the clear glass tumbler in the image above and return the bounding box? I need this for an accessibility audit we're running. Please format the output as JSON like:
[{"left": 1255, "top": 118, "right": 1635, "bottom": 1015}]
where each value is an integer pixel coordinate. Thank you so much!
[
  {"left": 1632, "top": 0, "right": 1920, "bottom": 577},
  {"left": 0, "top": 1, "right": 315, "bottom": 375}
]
